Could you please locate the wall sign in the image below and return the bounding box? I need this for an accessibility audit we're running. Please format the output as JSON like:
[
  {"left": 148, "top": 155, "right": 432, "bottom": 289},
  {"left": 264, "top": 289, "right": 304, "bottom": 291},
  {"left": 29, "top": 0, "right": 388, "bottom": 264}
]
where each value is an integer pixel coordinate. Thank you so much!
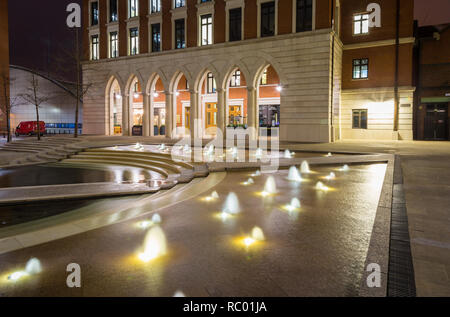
[{"left": 367, "top": 3, "right": 381, "bottom": 28}]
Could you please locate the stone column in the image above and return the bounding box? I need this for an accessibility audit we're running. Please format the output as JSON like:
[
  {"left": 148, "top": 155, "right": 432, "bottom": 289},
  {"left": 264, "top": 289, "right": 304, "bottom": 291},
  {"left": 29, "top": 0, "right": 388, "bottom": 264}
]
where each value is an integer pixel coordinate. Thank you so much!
[
  {"left": 149, "top": 94, "right": 155, "bottom": 136},
  {"left": 122, "top": 94, "right": 130, "bottom": 136},
  {"left": 164, "top": 91, "right": 173, "bottom": 139},
  {"left": 189, "top": 90, "right": 198, "bottom": 138},
  {"left": 143, "top": 93, "right": 150, "bottom": 136},
  {"left": 216, "top": 88, "right": 226, "bottom": 139},
  {"left": 247, "top": 86, "right": 258, "bottom": 140}
]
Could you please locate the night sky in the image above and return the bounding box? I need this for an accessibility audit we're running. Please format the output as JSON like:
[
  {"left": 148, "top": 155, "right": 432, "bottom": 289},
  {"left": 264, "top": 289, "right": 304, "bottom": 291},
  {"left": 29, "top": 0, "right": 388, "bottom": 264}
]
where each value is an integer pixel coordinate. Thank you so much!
[{"left": 7, "top": 0, "right": 450, "bottom": 82}]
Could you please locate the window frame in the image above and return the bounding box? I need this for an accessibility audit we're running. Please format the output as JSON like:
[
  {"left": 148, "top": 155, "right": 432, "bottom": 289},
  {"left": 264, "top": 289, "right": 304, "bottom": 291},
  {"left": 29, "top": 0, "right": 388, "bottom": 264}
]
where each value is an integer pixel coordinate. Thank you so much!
[
  {"left": 200, "top": 14, "right": 213, "bottom": 46},
  {"left": 353, "top": 13, "right": 369, "bottom": 35},
  {"left": 129, "top": 27, "right": 139, "bottom": 55},
  {"left": 109, "top": 0, "right": 118, "bottom": 23},
  {"left": 151, "top": 23, "right": 161, "bottom": 52},
  {"left": 352, "top": 109, "right": 368, "bottom": 129},
  {"left": 91, "top": 34, "right": 99, "bottom": 60},
  {"left": 228, "top": 7, "right": 242, "bottom": 42},
  {"left": 174, "top": 0, "right": 186, "bottom": 8},
  {"left": 128, "top": 0, "right": 139, "bottom": 19},
  {"left": 150, "top": 0, "right": 161, "bottom": 14},
  {"left": 109, "top": 31, "right": 119, "bottom": 58},
  {"left": 352, "top": 58, "right": 369, "bottom": 80},
  {"left": 257, "top": 0, "right": 278, "bottom": 38},
  {"left": 90, "top": 1, "right": 99, "bottom": 26},
  {"left": 230, "top": 70, "right": 241, "bottom": 87},
  {"left": 206, "top": 73, "right": 217, "bottom": 94},
  {"left": 295, "top": 0, "right": 313, "bottom": 33},
  {"left": 174, "top": 18, "right": 186, "bottom": 49}
]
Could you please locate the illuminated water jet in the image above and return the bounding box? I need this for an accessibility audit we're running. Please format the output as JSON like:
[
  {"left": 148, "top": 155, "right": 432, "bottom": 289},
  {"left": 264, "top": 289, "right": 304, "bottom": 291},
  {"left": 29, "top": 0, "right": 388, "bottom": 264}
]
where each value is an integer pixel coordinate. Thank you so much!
[
  {"left": 251, "top": 227, "right": 265, "bottom": 241},
  {"left": 340, "top": 164, "right": 350, "bottom": 171},
  {"left": 222, "top": 192, "right": 240, "bottom": 214},
  {"left": 252, "top": 170, "right": 262, "bottom": 177},
  {"left": 25, "top": 258, "right": 42, "bottom": 275},
  {"left": 151, "top": 213, "right": 162, "bottom": 224},
  {"left": 284, "top": 150, "right": 293, "bottom": 159},
  {"left": 211, "top": 191, "right": 219, "bottom": 199},
  {"left": 315, "top": 182, "right": 329, "bottom": 191},
  {"left": 325, "top": 172, "right": 336, "bottom": 180},
  {"left": 138, "top": 226, "right": 167, "bottom": 262},
  {"left": 263, "top": 176, "right": 277, "bottom": 195},
  {"left": 301, "top": 161, "right": 311, "bottom": 174},
  {"left": 287, "top": 166, "right": 302, "bottom": 182},
  {"left": 243, "top": 178, "right": 254, "bottom": 185}
]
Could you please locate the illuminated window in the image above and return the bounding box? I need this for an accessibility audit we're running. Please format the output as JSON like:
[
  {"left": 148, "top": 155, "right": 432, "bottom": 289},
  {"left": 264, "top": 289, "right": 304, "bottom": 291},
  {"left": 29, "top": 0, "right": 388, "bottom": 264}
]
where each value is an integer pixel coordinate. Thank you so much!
[
  {"left": 260, "top": 69, "right": 268, "bottom": 85},
  {"left": 206, "top": 73, "right": 216, "bottom": 94},
  {"left": 109, "top": 32, "right": 118, "bottom": 58},
  {"left": 91, "top": 35, "right": 99, "bottom": 60},
  {"left": 354, "top": 14, "right": 369, "bottom": 35},
  {"left": 174, "top": 0, "right": 185, "bottom": 8},
  {"left": 129, "top": 0, "right": 139, "bottom": 18},
  {"left": 150, "top": 0, "right": 161, "bottom": 13},
  {"left": 129, "top": 28, "right": 139, "bottom": 55},
  {"left": 200, "top": 14, "right": 213, "bottom": 46},
  {"left": 353, "top": 59, "right": 369, "bottom": 79},
  {"left": 352, "top": 109, "right": 368, "bottom": 129},
  {"left": 91, "top": 1, "right": 99, "bottom": 26},
  {"left": 230, "top": 70, "right": 241, "bottom": 87}
]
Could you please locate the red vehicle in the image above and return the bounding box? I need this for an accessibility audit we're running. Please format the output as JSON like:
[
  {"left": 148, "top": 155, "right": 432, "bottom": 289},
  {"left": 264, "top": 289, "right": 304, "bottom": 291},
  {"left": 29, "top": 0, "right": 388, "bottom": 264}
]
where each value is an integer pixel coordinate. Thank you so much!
[{"left": 15, "top": 121, "right": 46, "bottom": 136}]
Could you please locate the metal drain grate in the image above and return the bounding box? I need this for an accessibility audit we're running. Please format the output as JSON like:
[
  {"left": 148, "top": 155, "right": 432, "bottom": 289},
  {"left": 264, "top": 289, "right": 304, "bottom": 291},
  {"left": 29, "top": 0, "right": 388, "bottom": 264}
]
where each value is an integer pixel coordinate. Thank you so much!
[{"left": 387, "top": 156, "right": 416, "bottom": 297}]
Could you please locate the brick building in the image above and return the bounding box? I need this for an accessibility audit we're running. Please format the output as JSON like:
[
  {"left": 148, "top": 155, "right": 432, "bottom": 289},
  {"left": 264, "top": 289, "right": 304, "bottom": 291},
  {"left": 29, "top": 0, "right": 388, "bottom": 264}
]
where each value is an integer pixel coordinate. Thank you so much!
[
  {"left": 0, "top": 0, "right": 10, "bottom": 132},
  {"left": 81, "top": 0, "right": 415, "bottom": 142},
  {"left": 414, "top": 24, "right": 450, "bottom": 141}
]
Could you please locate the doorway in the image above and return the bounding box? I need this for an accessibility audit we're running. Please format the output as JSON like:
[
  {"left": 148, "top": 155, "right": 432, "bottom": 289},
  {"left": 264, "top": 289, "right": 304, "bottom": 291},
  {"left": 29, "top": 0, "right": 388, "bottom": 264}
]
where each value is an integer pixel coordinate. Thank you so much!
[
  {"left": 424, "top": 103, "right": 448, "bottom": 140},
  {"left": 205, "top": 103, "right": 217, "bottom": 129}
]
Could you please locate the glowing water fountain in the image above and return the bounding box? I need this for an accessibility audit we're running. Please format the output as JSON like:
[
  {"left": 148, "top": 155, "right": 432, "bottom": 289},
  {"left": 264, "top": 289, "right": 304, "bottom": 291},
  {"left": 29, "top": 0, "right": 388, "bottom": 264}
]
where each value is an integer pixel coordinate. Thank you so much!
[
  {"left": 340, "top": 164, "right": 350, "bottom": 172},
  {"left": 315, "top": 181, "right": 329, "bottom": 191},
  {"left": 222, "top": 192, "right": 240, "bottom": 215},
  {"left": 261, "top": 176, "right": 277, "bottom": 196},
  {"left": 301, "top": 161, "right": 311, "bottom": 174},
  {"left": 251, "top": 170, "right": 262, "bottom": 177},
  {"left": 244, "top": 227, "right": 265, "bottom": 247},
  {"left": 243, "top": 178, "right": 255, "bottom": 186},
  {"left": 287, "top": 166, "right": 302, "bottom": 182},
  {"left": 325, "top": 172, "right": 336, "bottom": 180},
  {"left": 7, "top": 258, "right": 42, "bottom": 282},
  {"left": 285, "top": 198, "right": 301, "bottom": 212},
  {"left": 152, "top": 213, "right": 162, "bottom": 224},
  {"left": 284, "top": 150, "right": 293, "bottom": 159},
  {"left": 204, "top": 191, "right": 219, "bottom": 201},
  {"left": 326, "top": 152, "right": 332, "bottom": 157},
  {"left": 138, "top": 226, "right": 167, "bottom": 262},
  {"left": 159, "top": 143, "right": 166, "bottom": 151}
]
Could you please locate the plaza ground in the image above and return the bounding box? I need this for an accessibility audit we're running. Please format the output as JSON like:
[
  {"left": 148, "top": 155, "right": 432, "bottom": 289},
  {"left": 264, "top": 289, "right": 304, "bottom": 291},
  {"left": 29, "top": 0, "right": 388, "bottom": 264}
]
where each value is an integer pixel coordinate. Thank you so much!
[{"left": 0, "top": 136, "right": 449, "bottom": 296}]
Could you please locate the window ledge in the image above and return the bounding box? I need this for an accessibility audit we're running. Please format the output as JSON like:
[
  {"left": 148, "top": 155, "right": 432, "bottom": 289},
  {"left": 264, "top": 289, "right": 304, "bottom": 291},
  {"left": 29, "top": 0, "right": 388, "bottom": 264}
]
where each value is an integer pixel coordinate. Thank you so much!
[
  {"left": 196, "top": 1, "right": 215, "bottom": 9},
  {"left": 125, "top": 16, "right": 140, "bottom": 23}
]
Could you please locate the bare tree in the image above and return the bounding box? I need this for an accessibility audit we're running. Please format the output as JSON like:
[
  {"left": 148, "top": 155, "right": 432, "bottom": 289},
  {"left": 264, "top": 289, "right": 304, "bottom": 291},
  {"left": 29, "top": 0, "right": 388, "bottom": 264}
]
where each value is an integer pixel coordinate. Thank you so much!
[
  {"left": 19, "top": 73, "right": 50, "bottom": 141},
  {"left": 52, "top": 28, "right": 92, "bottom": 138},
  {"left": 0, "top": 71, "right": 20, "bottom": 142}
]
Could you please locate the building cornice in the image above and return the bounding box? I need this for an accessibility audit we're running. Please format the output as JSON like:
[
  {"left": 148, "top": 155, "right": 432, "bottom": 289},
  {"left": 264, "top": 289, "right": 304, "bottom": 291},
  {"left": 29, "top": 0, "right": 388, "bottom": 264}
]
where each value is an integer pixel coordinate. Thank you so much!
[{"left": 343, "top": 37, "right": 415, "bottom": 50}]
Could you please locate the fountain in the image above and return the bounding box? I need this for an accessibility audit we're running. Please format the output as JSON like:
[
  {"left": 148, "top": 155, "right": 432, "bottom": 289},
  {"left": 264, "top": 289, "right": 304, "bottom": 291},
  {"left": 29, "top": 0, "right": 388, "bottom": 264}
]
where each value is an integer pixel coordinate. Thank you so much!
[
  {"left": 173, "top": 291, "right": 186, "bottom": 297},
  {"left": 286, "top": 198, "right": 301, "bottom": 212},
  {"left": 134, "top": 143, "right": 142, "bottom": 149},
  {"left": 7, "top": 258, "right": 42, "bottom": 281},
  {"left": 300, "top": 161, "right": 311, "bottom": 174},
  {"left": 340, "top": 164, "right": 350, "bottom": 171},
  {"left": 211, "top": 191, "right": 219, "bottom": 199},
  {"left": 252, "top": 170, "right": 262, "bottom": 177},
  {"left": 151, "top": 213, "right": 162, "bottom": 224},
  {"left": 325, "top": 172, "right": 336, "bottom": 180},
  {"left": 326, "top": 152, "right": 332, "bottom": 157},
  {"left": 25, "top": 258, "right": 42, "bottom": 275},
  {"left": 251, "top": 227, "right": 265, "bottom": 241},
  {"left": 315, "top": 181, "right": 329, "bottom": 191},
  {"left": 139, "top": 226, "right": 167, "bottom": 262},
  {"left": 287, "top": 166, "right": 302, "bottom": 182},
  {"left": 284, "top": 150, "right": 294, "bottom": 159},
  {"left": 244, "top": 178, "right": 254, "bottom": 185},
  {"left": 160, "top": 144, "right": 166, "bottom": 151},
  {"left": 222, "top": 192, "right": 240, "bottom": 214},
  {"left": 262, "top": 176, "right": 277, "bottom": 196}
]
